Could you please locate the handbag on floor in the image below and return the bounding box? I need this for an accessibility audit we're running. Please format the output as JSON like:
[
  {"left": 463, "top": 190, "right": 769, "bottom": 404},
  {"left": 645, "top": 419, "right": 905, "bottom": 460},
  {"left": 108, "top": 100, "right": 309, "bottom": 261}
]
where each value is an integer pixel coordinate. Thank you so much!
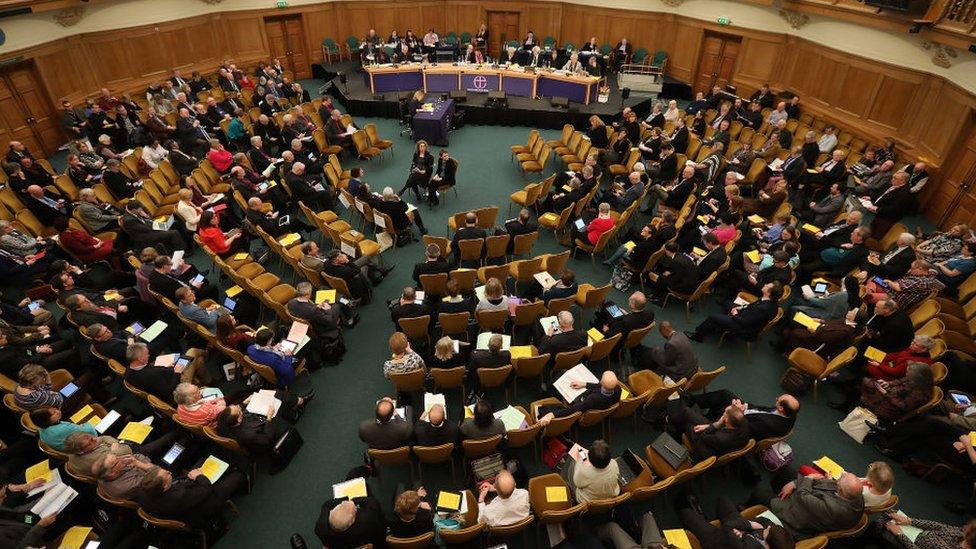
[
  {"left": 838, "top": 406, "right": 878, "bottom": 444},
  {"left": 270, "top": 427, "right": 304, "bottom": 473}
]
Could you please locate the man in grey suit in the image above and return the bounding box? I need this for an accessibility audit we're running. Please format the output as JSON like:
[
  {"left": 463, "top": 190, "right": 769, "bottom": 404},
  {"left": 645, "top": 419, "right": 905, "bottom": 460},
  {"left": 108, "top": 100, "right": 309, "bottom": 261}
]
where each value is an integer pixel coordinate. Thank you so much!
[
  {"left": 175, "top": 287, "right": 218, "bottom": 330},
  {"left": 639, "top": 321, "right": 699, "bottom": 381},
  {"left": 804, "top": 183, "right": 844, "bottom": 228},
  {"left": 357, "top": 397, "right": 412, "bottom": 450},
  {"left": 75, "top": 188, "right": 121, "bottom": 232},
  {"left": 761, "top": 471, "right": 864, "bottom": 539}
]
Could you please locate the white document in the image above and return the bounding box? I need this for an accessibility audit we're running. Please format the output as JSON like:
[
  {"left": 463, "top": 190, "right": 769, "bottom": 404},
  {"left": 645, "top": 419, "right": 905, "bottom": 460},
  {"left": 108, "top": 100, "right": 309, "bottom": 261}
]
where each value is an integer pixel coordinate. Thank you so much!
[
  {"left": 554, "top": 364, "right": 599, "bottom": 403},
  {"left": 474, "top": 285, "right": 486, "bottom": 301},
  {"left": 247, "top": 389, "right": 283, "bottom": 417},
  {"left": 30, "top": 481, "right": 78, "bottom": 517},
  {"left": 94, "top": 410, "right": 121, "bottom": 434},
  {"left": 154, "top": 353, "right": 178, "bottom": 367},
  {"left": 28, "top": 469, "right": 62, "bottom": 497},
  {"left": 373, "top": 214, "right": 386, "bottom": 228},
  {"left": 534, "top": 271, "right": 557, "bottom": 289},
  {"left": 171, "top": 250, "right": 184, "bottom": 269},
  {"left": 477, "top": 332, "right": 510, "bottom": 350},
  {"left": 539, "top": 315, "right": 559, "bottom": 332},
  {"left": 338, "top": 193, "right": 351, "bottom": 209},
  {"left": 332, "top": 477, "right": 368, "bottom": 499},
  {"left": 421, "top": 392, "right": 446, "bottom": 421},
  {"left": 340, "top": 241, "right": 357, "bottom": 257},
  {"left": 414, "top": 290, "right": 425, "bottom": 304}
]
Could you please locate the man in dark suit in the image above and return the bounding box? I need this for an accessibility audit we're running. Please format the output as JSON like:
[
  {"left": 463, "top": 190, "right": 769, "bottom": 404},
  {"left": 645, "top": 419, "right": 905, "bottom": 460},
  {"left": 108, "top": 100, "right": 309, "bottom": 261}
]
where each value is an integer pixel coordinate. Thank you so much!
[
  {"left": 22, "top": 185, "right": 69, "bottom": 226},
  {"left": 323, "top": 249, "right": 393, "bottom": 304},
  {"left": 123, "top": 341, "right": 182, "bottom": 402},
  {"left": 166, "top": 141, "right": 199, "bottom": 178},
  {"left": 315, "top": 493, "right": 386, "bottom": 549},
  {"left": 650, "top": 242, "right": 699, "bottom": 302},
  {"left": 147, "top": 254, "right": 217, "bottom": 302},
  {"left": 866, "top": 170, "right": 913, "bottom": 237},
  {"left": 537, "top": 371, "right": 622, "bottom": 423},
  {"left": 358, "top": 397, "right": 412, "bottom": 450},
  {"left": 799, "top": 149, "right": 847, "bottom": 195},
  {"left": 800, "top": 226, "right": 870, "bottom": 280},
  {"left": 667, "top": 399, "right": 751, "bottom": 460},
  {"left": 505, "top": 208, "right": 537, "bottom": 241},
  {"left": 685, "top": 390, "right": 799, "bottom": 442},
  {"left": 138, "top": 463, "right": 245, "bottom": 529},
  {"left": 799, "top": 210, "right": 862, "bottom": 257},
  {"left": 803, "top": 183, "right": 845, "bottom": 228},
  {"left": 121, "top": 201, "right": 185, "bottom": 254},
  {"left": 451, "top": 212, "right": 487, "bottom": 264},
  {"left": 750, "top": 83, "right": 776, "bottom": 109},
  {"left": 286, "top": 162, "right": 334, "bottom": 211},
  {"left": 89, "top": 321, "right": 168, "bottom": 362},
  {"left": 646, "top": 166, "right": 696, "bottom": 214},
  {"left": 324, "top": 109, "right": 354, "bottom": 151},
  {"left": 719, "top": 250, "right": 793, "bottom": 302},
  {"left": 427, "top": 150, "right": 457, "bottom": 205},
  {"left": 252, "top": 115, "right": 283, "bottom": 154},
  {"left": 800, "top": 131, "right": 820, "bottom": 168},
  {"left": 778, "top": 146, "right": 806, "bottom": 185},
  {"left": 538, "top": 310, "right": 588, "bottom": 358},
  {"left": 864, "top": 298, "right": 914, "bottom": 353},
  {"left": 470, "top": 334, "right": 511, "bottom": 370},
  {"left": 145, "top": 108, "right": 174, "bottom": 141},
  {"left": 216, "top": 69, "right": 240, "bottom": 93},
  {"left": 389, "top": 287, "right": 431, "bottom": 330},
  {"left": 174, "top": 108, "right": 209, "bottom": 157},
  {"left": 215, "top": 403, "right": 290, "bottom": 454},
  {"left": 63, "top": 293, "right": 125, "bottom": 331},
  {"left": 597, "top": 292, "right": 655, "bottom": 355},
  {"left": 287, "top": 282, "right": 343, "bottom": 340},
  {"left": 412, "top": 244, "right": 452, "bottom": 285},
  {"left": 640, "top": 321, "right": 699, "bottom": 381},
  {"left": 686, "top": 282, "right": 783, "bottom": 342},
  {"left": 861, "top": 232, "right": 916, "bottom": 279},
  {"left": 413, "top": 404, "right": 458, "bottom": 446},
  {"left": 695, "top": 233, "right": 728, "bottom": 282},
  {"left": 678, "top": 495, "right": 793, "bottom": 549}
]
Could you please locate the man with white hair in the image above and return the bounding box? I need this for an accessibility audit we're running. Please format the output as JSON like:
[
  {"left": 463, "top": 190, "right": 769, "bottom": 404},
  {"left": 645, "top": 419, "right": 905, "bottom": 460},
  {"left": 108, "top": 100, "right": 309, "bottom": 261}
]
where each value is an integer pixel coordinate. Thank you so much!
[
  {"left": 861, "top": 232, "right": 916, "bottom": 279},
  {"left": 477, "top": 469, "right": 530, "bottom": 526},
  {"left": 538, "top": 310, "right": 587, "bottom": 358},
  {"left": 372, "top": 186, "right": 429, "bottom": 235},
  {"left": 0, "top": 220, "right": 45, "bottom": 258},
  {"left": 761, "top": 470, "right": 865, "bottom": 539},
  {"left": 316, "top": 492, "right": 385, "bottom": 549},
  {"left": 853, "top": 159, "right": 895, "bottom": 195},
  {"left": 766, "top": 101, "right": 788, "bottom": 126},
  {"left": 285, "top": 161, "right": 335, "bottom": 211},
  {"left": 23, "top": 184, "right": 68, "bottom": 226},
  {"left": 500, "top": 45, "right": 519, "bottom": 65}
]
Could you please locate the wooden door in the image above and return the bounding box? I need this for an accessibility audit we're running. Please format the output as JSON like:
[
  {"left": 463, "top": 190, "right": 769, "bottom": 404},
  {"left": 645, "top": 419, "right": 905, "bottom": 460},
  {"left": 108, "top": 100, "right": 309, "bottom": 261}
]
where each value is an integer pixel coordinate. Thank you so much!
[
  {"left": 487, "top": 11, "right": 520, "bottom": 59},
  {"left": 0, "top": 62, "right": 61, "bottom": 156},
  {"left": 932, "top": 115, "right": 976, "bottom": 228},
  {"left": 264, "top": 16, "right": 311, "bottom": 80},
  {"left": 694, "top": 33, "right": 741, "bottom": 94}
]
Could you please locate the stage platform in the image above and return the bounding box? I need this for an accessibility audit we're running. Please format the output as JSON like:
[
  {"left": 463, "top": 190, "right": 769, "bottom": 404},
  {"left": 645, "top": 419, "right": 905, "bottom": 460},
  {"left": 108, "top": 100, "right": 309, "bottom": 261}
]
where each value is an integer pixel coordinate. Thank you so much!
[{"left": 312, "top": 61, "right": 688, "bottom": 130}]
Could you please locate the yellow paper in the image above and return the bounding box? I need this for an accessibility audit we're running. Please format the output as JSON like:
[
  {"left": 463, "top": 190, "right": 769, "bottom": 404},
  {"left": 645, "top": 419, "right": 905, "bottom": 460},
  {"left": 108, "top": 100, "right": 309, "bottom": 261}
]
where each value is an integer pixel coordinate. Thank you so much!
[
  {"left": 545, "top": 486, "right": 568, "bottom": 503},
  {"left": 970, "top": 431, "right": 976, "bottom": 447},
  {"left": 60, "top": 526, "right": 93, "bottom": 549},
  {"left": 623, "top": 241, "right": 636, "bottom": 250},
  {"left": 69, "top": 404, "right": 95, "bottom": 424},
  {"left": 278, "top": 233, "right": 301, "bottom": 247},
  {"left": 437, "top": 491, "right": 462, "bottom": 511},
  {"left": 812, "top": 278, "right": 830, "bottom": 286},
  {"left": 315, "top": 289, "right": 337, "bottom": 304},
  {"left": 154, "top": 215, "right": 168, "bottom": 223},
  {"left": 338, "top": 478, "right": 368, "bottom": 499},
  {"left": 620, "top": 386, "right": 631, "bottom": 400},
  {"left": 805, "top": 168, "right": 819, "bottom": 174},
  {"left": 103, "top": 291, "right": 122, "bottom": 301},
  {"left": 747, "top": 215, "right": 765, "bottom": 224},
  {"left": 663, "top": 529, "right": 692, "bottom": 549},
  {"left": 539, "top": 213, "right": 558, "bottom": 223},
  {"left": 813, "top": 456, "right": 845, "bottom": 479},
  {"left": 87, "top": 415, "right": 102, "bottom": 427},
  {"left": 118, "top": 422, "right": 152, "bottom": 443},
  {"left": 802, "top": 223, "right": 821, "bottom": 233},
  {"left": 864, "top": 346, "right": 887, "bottom": 363},
  {"left": 510, "top": 345, "right": 533, "bottom": 359},
  {"left": 793, "top": 312, "right": 821, "bottom": 330},
  {"left": 231, "top": 252, "right": 250, "bottom": 261},
  {"left": 587, "top": 328, "right": 605, "bottom": 342},
  {"left": 696, "top": 215, "right": 709, "bottom": 224},
  {"left": 226, "top": 285, "right": 244, "bottom": 297},
  {"left": 25, "top": 460, "right": 51, "bottom": 483},
  {"left": 562, "top": 185, "right": 573, "bottom": 192},
  {"left": 199, "top": 455, "right": 229, "bottom": 483},
  {"left": 692, "top": 247, "right": 707, "bottom": 257},
  {"left": 745, "top": 250, "right": 761, "bottom": 263},
  {"left": 266, "top": 180, "right": 277, "bottom": 189}
]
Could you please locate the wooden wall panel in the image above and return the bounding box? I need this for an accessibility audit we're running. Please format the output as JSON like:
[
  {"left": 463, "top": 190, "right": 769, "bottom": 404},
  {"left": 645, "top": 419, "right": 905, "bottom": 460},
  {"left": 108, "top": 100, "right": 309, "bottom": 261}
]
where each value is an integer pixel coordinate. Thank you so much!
[
  {"left": 866, "top": 76, "right": 916, "bottom": 130},
  {"left": 669, "top": 22, "right": 701, "bottom": 84},
  {"left": 734, "top": 36, "right": 780, "bottom": 91},
  {"left": 394, "top": 6, "right": 423, "bottom": 35},
  {"left": 84, "top": 36, "right": 134, "bottom": 86},
  {"left": 225, "top": 14, "right": 266, "bottom": 59},
  {"left": 303, "top": 7, "right": 336, "bottom": 64},
  {"left": 833, "top": 65, "right": 877, "bottom": 116},
  {"left": 559, "top": 6, "right": 585, "bottom": 47}
]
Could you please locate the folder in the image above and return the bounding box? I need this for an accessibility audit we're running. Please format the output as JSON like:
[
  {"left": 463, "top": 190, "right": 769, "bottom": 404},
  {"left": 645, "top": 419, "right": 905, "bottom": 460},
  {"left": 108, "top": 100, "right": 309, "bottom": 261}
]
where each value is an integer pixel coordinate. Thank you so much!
[
  {"left": 509, "top": 345, "right": 534, "bottom": 359},
  {"left": 813, "top": 456, "right": 844, "bottom": 479},
  {"left": 437, "top": 490, "right": 462, "bottom": 511},
  {"left": 278, "top": 233, "right": 301, "bottom": 247},
  {"left": 226, "top": 285, "right": 244, "bottom": 297},
  {"left": 199, "top": 455, "right": 229, "bottom": 483},
  {"left": 805, "top": 168, "right": 819, "bottom": 174},
  {"left": 663, "top": 529, "right": 692, "bottom": 549},
  {"left": 315, "top": 289, "right": 337, "bottom": 304},
  {"left": 118, "top": 422, "right": 152, "bottom": 444},
  {"left": 747, "top": 215, "right": 765, "bottom": 224},
  {"left": 103, "top": 290, "right": 122, "bottom": 301},
  {"left": 69, "top": 404, "right": 95, "bottom": 424},
  {"left": 545, "top": 486, "right": 568, "bottom": 503},
  {"left": 744, "top": 250, "right": 761, "bottom": 263},
  {"left": 793, "top": 312, "right": 821, "bottom": 330},
  {"left": 332, "top": 477, "right": 368, "bottom": 499},
  {"left": 231, "top": 252, "right": 250, "bottom": 261},
  {"left": 802, "top": 223, "right": 821, "bottom": 233},
  {"left": 864, "top": 346, "right": 886, "bottom": 362},
  {"left": 587, "top": 328, "right": 604, "bottom": 344},
  {"left": 623, "top": 241, "right": 636, "bottom": 250},
  {"left": 25, "top": 460, "right": 52, "bottom": 483},
  {"left": 60, "top": 526, "right": 93, "bottom": 549},
  {"left": 692, "top": 247, "right": 707, "bottom": 257}
]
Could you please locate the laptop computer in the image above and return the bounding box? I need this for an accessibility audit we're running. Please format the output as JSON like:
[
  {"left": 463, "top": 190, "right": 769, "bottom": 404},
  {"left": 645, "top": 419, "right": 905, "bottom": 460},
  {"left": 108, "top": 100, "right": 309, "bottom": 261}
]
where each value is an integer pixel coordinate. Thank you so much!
[{"left": 615, "top": 448, "right": 644, "bottom": 487}]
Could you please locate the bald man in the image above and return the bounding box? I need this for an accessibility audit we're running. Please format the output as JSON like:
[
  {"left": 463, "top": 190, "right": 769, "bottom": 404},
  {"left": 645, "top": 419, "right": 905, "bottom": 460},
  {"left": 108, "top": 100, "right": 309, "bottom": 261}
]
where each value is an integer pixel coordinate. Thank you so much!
[
  {"left": 684, "top": 390, "right": 799, "bottom": 441},
  {"left": 357, "top": 397, "right": 412, "bottom": 450},
  {"left": 315, "top": 485, "right": 385, "bottom": 549},
  {"left": 600, "top": 291, "right": 656, "bottom": 348},
  {"left": 763, "top": 471, "right": 865, "bottom": 539},
  {"left": 414, "top": 403, "right": 458, "bottom": 446},
  {"left": 537, "top": 371, "right": 622, "bottom": 425},
  {"left": 477, "top": 470, "right": 530, "bottom": 527}
]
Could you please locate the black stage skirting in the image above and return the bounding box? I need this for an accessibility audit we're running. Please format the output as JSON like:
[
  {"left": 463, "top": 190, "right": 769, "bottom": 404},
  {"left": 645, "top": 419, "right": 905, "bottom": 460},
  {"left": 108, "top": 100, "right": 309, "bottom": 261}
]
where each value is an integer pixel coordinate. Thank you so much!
[{"left": 314, "top": 61, "right": 668, "bottom": 130}]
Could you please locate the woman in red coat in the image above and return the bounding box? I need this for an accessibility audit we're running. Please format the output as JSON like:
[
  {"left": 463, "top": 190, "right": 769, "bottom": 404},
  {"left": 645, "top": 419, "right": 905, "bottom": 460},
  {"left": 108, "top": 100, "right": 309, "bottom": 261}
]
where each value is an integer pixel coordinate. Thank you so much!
[
  {"left": 197, "top": 210, "right": 244, "bottom": 257},
  {"left": 54, "top": 217, "right": 115, "bottom": 263},
  {"left": 206, "top": 139, "right": 234, "bottom": 174}
]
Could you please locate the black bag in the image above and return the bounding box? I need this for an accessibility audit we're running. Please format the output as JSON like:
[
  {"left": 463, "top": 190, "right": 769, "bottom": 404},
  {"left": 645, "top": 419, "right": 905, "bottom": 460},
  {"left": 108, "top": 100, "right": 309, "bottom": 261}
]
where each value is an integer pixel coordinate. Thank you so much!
[
  {"left": 395, "top": 229, "right": 413, "bottom": 247},
  {"left": 650, "top": 432, "right": 689, "bottom": 470},
  {"left": 780, "top": 367, "right": 813, "bottom": 396},
  {"left": 270, "top": 427, "right": 303, "bottom": 473},
  {"left": 319, "top": 336, "right": 346, "bottom": 364},
  {"left": 470, "top": 453, "right": 504, "bottom": 483}
]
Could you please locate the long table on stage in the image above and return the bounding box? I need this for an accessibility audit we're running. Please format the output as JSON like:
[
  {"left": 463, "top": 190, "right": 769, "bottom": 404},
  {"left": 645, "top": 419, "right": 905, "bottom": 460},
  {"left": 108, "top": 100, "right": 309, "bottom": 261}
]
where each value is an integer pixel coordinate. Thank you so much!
[{"left": 364, "top": 64, "right": 601, "bottom": 105}]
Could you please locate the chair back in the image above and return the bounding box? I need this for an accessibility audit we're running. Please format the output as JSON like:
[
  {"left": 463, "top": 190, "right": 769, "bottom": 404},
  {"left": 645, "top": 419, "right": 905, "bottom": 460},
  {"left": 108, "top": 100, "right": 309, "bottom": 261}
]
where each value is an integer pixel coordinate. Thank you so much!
[
  {"left": 716, "top": 438, "right": 756, "bottom": 466},
  {"left": 583, "top": 492, "right": 632, "bottom": 516},
  {"left": 577, "top": 283, "right": 612, "bottom": 309},
  {"left": 528, "top": 474, "right": 586, "bottom": 523},
  {"left": 578, "top": 403, "right": 618, "bottom": 428},
  {"left": 368, "top": 446, "right": 412, "bottom": 466},
  {"left": 512, "top": 300, "right": 545, "bottom": 327},
  {"left": 419, "top": 273, "right": 449, "bottom": 297},
  {"left": 553, "top": 347, "right": 590, "bottom": 373},
  {"left": 476, "top": 309, "right": 509, "bottom": 332},
  {"left": 413, "top": 443, "right": 455, "bottom": 464},
  {"left": 622, "top": 323, "right": 655, "bottom": 351},
  {"left": 542, "top": 411, "right": 580, "bottom": 438},
  {"left": 462, "top": 434, "right": 503, "bottom": 459},
  {"left": 438, "top": 311, "right": 471, "bottom": 339},
  {"left": 488, "top": 515, "right": 535, "bottom": 538},
  {"left": 476, "top": 364, "right": 513, "bottom": 389},
  {"left": 512, "top": 232, "right": 539, "bottom": 256},
  {"left": 390, "top": 368, "right": 427, "bottom": 393},
  {"left": 588, "top": 333, "right": 621, "bottom": 363},
  {"left": 431, "top": 366, "right": 466, "bottom": 391},
  {"left": 440, "top": 521, "right": 485, "bottom": 544},
  {"left": 513, "top": 353, "right": 549, "bottom": 379},
  {"left": 458, "top": 238, "right": 485, "bottom": 262},
  {"left": 137, "top": 508, "right": 192, "bottom": 532},
  {"left": 546, "top": 295, "right": 576, "bottom": 316},
  {"left": 506, "top": 419, "right": 543, "bottom": 448},
  {"left": 485, "top": 235, "right": 510, "bottom": 262},
  {"left": 543, "top": 250, "right": 571, "bottom": 275},
  {"left": 512, "top": 256, "right": 544, "bottom": 283},
  {"left": 386, "top": 532, "right": 435, "bottom": 549},
  {"left": 683, "top": 366, "right": 726, "bottom": 393}
]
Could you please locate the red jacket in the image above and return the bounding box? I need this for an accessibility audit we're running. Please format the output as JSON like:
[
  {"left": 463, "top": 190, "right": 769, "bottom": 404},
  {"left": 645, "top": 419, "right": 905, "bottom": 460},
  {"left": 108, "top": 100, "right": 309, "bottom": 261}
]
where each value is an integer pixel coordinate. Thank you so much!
[
  {"left": 59, "top": 229, "right": 113, "bottom": 262},
  {"left": 586, "top": 216, "right": 615, "bottom": 245},
  {"left": 207, "top": 148, "right": 234, "bottom": 173},
  {"left": 866, "top": 348, "right": 933, "bottom": 381},
  {"left": 198, "top": 226, "right": 230, "bottom": 254}
]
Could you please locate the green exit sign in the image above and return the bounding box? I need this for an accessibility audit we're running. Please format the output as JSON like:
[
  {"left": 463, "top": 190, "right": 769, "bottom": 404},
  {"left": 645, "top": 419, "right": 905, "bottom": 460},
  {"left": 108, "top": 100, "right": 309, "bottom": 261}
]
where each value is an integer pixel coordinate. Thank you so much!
[
  {"left": 276, "top": 0, "right": 288, "bottom": 7},
  {"left": 717, "top": 17, "right": 731, "bottom": 25}
]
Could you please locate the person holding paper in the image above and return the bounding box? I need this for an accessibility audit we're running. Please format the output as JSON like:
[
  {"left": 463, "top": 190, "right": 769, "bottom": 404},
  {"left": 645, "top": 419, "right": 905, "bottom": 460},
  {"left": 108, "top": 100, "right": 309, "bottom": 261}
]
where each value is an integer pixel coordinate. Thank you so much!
[
  {"left": 121, "top": 201, "right": 186, "bottom": 255},
  {"left": 216, "top": 401, "right": 293, "bottom": 454},
  {"left": 325, "top": 110, "right": 355, "bottom": 152},
  {"left": 125, "top": 342, "right": 209, "bottom": 401},
  {"left": 718, "top": 250, "right": 793, "bottom": 304},
  {"left": 374, "top": 187, "right": 430, "bottom": 236},
  {"left": 247, "top": 197, "right": 312, "bottom": 239},
  {"left": 246, "top": 328, "right": 300, "bottom": 388},
  {"left": 147, "top": 254, "right": 219, "bottom": 302},
  {"left": 197, "top": 210, "right": 245, "bottom": 258},
  {"left": 851, "top": 361, "right": 935, "bottom": 421},
  {"left": 138, "top": 463, "right": 246, "bottom": 530},
  {"left": 323, "top": 249, "right": 394, "bottom": 304},
  {"left": 538, "top": 371, "right": 622, "bottom": 425},
  {"left": 538, "top": 310, "right": 587, "bottom": 359},
  {"left": 315, "top": 491, "right": 386, "bottom": 549},
  {"left": 685, "top": 282, "right": 783, "bottom": 343},
  {"left": 460, "top": 399, "right": 505, "bottom": 441},
  {"left": 413, "top": 403, "right": 458, "bottom": 447},
  {"left": 428, "top": 337, "right": 464, "bottom": 371},
  {"left": 753, "top": 470, "right": 864, "bottom": 539},
  {"left": 0, "top": 482, "right": 57, "bottom": 548},
  {"left": 676, "top": 493, "right": 794, "bottom": 549},
  {"left": 477, "top": 470, "right": 530, "bottom": 527},
  {"left": 286, "top": 162, "right": 335, "bottom": 212},
  {"left": 358, "top": 397, "right": 413, "bottom": 450},
  {"left": 31, "top": 406, "right": 97, "bottom": 451},
  {"left": 867, "top": 513, "right": 973, "bottom": 548},
  {"left": 289, "top": 281, "right": 351, "bottom": 338}
]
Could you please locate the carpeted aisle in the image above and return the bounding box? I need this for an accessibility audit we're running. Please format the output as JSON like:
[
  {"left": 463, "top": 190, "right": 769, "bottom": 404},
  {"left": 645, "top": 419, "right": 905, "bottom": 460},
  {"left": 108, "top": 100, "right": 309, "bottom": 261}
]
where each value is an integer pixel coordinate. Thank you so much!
[{"left": 213, "top": 80, "right": 960, "bottom": 548}]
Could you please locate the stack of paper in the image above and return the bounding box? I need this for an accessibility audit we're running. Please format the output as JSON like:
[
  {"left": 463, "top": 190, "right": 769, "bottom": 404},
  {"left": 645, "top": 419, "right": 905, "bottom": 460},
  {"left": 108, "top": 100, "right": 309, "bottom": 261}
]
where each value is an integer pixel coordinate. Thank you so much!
[
  {"left": 436, "top": 491, "right": 462, "bottom": 511},
  {"left": 246, "top": 389, "right": 283, "bottom": 417},
  {"left": 813, "top": 456, "right": 845, "bottom": 479},
  {"left": 69, "top": 405, "right": 96, "bottom": 424},
  {"left": 30, "top": 481, "right": 78, "bottom": 517},
  {"left": 278, "top": 233, "right": 301, "bottom": 247},
  {"left": 554, "top": 364, "right": 598, "bottom": 403},
  {"left": 118, "top": 422, "right": 153, "bottom": 444},
  {"left": 802, "top": 223, "right": 821, "bottom": 233},
  {"left": 333, "top": 477, "right": 367, "bottom": 499},
  {"left": 154, "top": 353, "right": 179, "bottom": 367}
]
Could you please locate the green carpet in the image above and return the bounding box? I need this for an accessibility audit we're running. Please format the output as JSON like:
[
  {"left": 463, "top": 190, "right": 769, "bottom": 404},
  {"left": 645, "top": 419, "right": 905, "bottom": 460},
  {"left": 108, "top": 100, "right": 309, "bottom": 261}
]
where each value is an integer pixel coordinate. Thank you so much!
[{"left": 188, "top": 82, "right": 962, "bottom": 547}]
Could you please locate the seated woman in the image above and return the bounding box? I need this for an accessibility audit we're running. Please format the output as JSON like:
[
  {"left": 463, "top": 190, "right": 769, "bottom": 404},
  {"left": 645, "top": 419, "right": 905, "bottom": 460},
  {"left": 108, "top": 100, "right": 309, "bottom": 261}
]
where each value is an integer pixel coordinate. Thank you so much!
[
  {"left": 439, "top": 279, "right": 473, "bottom": 314},
  {"left": 460, "top": 399, "right": 505, "bottom": 441},
  {"left": 141, "top": 138, "right": 169, "bottom": 170},
  {"left": 389, "top": 489, "right": 433, "bottom": 539},
  {"left": 96, "top": 134, "right": 121, "bottom": 161},
  {"left": 31, "top": 406, "right": 97, "bottom": 451},
  {"left": 571, "top": 203, "right": 615, "bottom": 250},
  {"left": 246, "top": 328, "right": 299, "bottom": 388},
  {"left": 791, "top": 275, "right": 861, "bottom": 321},
  {"left": 476, "top": 277, "right": 510, "bottom": 313},
  {"left": 866, "top": 334, "right": 935, "bottom": 382},
  {"left": 916, "top": 223, "right": 970, "bottom": 263},
  {"left": 742, "top": 179, "right": 787, "bottom": 220},
  {"left": 175, "top": 188, "right": 204, "bottom": 233},
  {"left": 384, "top": 332, "right": 425, "bottom": 379},
  {"left": 858, "top": 361, "right": 935, "bottom": 422},
  {"left": 197, "top": 211, "right": 244, "bottom": 257},
  {"left": 216, "top": 314, "right": 254, "bottom": 354},
  {"left": 54, "top": 217, "right": 115, "bottom": 264},
  {"left": 521, "top": 269, "right": 577, "bottom": 304},
  {"left": 206, "top": 139, "right": 234, "bottom": 174},
  {"left": 14, "top": 364, "right": 70, "bottom": 412},
  {"left": 428, "top": 336, "right": 465, "bottom": 370},
  {"left": 871, "top": 415, "right": 976, "bottom": 475}
]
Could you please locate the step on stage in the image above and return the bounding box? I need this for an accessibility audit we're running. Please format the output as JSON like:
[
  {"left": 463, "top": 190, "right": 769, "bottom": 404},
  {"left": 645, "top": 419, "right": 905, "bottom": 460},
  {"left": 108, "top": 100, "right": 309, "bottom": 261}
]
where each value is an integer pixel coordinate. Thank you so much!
[{"left": 315, "top": 61, "right": 660, "bottom": 130}]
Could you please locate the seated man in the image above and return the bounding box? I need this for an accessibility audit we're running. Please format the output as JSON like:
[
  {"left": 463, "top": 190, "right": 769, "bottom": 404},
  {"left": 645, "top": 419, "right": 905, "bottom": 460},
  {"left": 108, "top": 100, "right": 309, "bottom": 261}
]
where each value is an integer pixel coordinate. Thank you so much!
[
  {"left": 121, "top": 201, "right": 184, "bottom": 254},
  {"left": 639, "top": 321, "right": 700, "bottom": 382},
  {"left": 138, "top": 464, "right": 246, "bottom": 530},
  {"left": 799, "top": 227, "right": 871, "bottom": 281},
  {"left": 567, "top": 439, "right": 620, "bottom": 503},
  {"left": 390, "top": 286, "right": 431, "bottom": 330},
  {"left": 322, "top": 249, "right": 393, "bottom": 304},
  {"left": 719, "top": 250, "right": 792, "bottom": 302},
  {"left": 286, "top": 162, "right": 334, "bottom": 212},
  {"left": 686, "top": 282, "right": 783, "bottom": 343},
  {"left": 598, "top": 291, "right": 656, "bottom": 345},
  {"left": 537, "top": 310, "right": 588, "bottom": 358},
  {"left": 759, "top": 470, "right": 865, "bottom": 539},
  {"left": 287, "top": 281, "right": 346, "bottom": 337},
  {"left": 315, "top": 490, "right": 385, "bottom": 549},
  {"left": 451, "top": 212, "right": 487, "bottom": 264},
  {"left": 245, "top": 197, "right": 310, "bottom": 238},
  {"left": 865, "top": 334, "right": 935, "bottom": 382},
  {"left": 63, "top": 430, "right": 180, "bottom": 485},
  {"left": 520, "top": 268, "right": 577, "bottom": 303},
  {"left": 936, "top": 241, "right": 976, "bottom": 289},
  {"left": 215, "top": 400, "right": 291, "bottom": 455},
  {"left": 413, "top": 403, "right": 458, "bottom": 446},
  {"left": 684, "top": 390, "right": 799, "bottom": 442},
  {"left": 176, "top": 287, "right": 219, "bottom": 330},
  {"left": 90, "top": 450, "right": 157, "bottom": 500},
  {"left": 677, "top": 494, "right": 795, "bottom": 549},
  {"left": 537, "top": 371, "right": 622, "bottom": 425},
  {"left": 124, "top": 342, "right": 206, "bottom": 402},
  {"left": 358, "top": 397, "right": 412, "bottom": 450},
  {"left": 667, "top": 400, "right": 750, "bottom": 459},
  {"left": 648, "top": 242, "right": 699, "bottom": 303},
  {"left": 477, "top": 469, "right": 530, "bottom": 526},
  {"left": 373, "top": 187, "right": 429, "bottom": 236},
  {"left": 860, "top": 232, "right": 916, "bottom": 279},
  {"left": 470, "top": 334, "right": 511, "bottom": 370},
  {"left": 246, "top": 328, "right": 299, "bottom": 388},
  {"left": 411, "top": 244, "right": 452, "bottom": 286}
]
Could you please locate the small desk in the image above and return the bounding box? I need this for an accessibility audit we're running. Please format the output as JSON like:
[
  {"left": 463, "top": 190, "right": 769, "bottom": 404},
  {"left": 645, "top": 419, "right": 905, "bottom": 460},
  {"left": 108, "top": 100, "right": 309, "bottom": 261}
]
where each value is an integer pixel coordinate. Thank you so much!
[{"left": 412, "top": 99, "right": 454, "bottom": 146}]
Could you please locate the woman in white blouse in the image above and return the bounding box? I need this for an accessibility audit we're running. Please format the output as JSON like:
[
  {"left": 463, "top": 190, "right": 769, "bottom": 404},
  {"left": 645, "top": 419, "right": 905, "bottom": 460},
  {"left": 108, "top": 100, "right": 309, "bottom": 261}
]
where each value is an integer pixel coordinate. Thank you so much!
[
  {"left": 175, "top": 188, "right": 204, "bottom": 231},
  {"left": 141, "top": 138, "right": 169, "bottom": 170},
  {"left": 663, "top": 100, "right": 681, "bottom": 124},
  {"left": 475, "top": 277, "right": 510, "bottom": 313}
]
